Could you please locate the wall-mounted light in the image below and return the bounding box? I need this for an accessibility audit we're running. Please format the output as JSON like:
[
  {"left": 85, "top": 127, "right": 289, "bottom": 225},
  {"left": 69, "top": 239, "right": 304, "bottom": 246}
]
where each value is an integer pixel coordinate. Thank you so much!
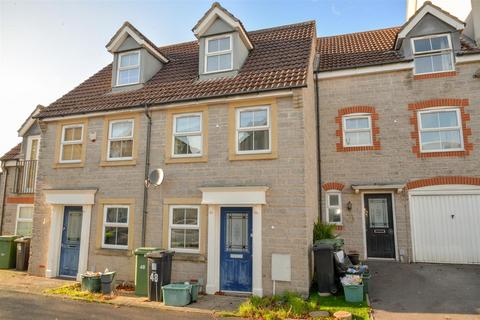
[{"left": 347, "top": 201, "right": 352, "bottom": 211}]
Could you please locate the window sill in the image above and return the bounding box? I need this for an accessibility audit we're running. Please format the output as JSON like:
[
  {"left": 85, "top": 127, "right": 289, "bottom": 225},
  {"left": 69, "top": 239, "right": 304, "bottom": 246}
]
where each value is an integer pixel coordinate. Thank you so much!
[
  {"left": 415, "top": 150, "right": 470, "bottom": 158},
  {"left": 165, "top": 156, "right": 208, "bottom": 164},
  {"left": 229, "top": 151, "right": 277, "bottom": 161},
  {"left": 53, "top": 162, "right": 84, "bottom": 169},
  {"left": 100, "top": 159, "right": 137, "bottom": 167},
  {"left": 95, "top": 248, "right": 133, "bottom": 257},
  {"left": 413, "top": 71, "right": 457, "bottom": 80},
  {"left": 172, "top": 252, "right": 206, "bottom": 262}
]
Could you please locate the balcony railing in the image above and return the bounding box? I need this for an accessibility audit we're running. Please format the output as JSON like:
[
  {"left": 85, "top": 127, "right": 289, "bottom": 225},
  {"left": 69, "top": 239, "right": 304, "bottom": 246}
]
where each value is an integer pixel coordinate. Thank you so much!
[{"left": 14, "top": 160, "right": 38, "bottom": 194}]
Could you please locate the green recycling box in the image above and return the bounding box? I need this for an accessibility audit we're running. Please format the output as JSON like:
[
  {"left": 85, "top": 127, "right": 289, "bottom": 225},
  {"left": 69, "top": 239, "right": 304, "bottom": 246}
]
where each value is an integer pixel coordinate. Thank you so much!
[
  {"left": 0, "top": 235, "right": 21, "bottom": 269},
  {"left": 134, "top": 247, "right": 162, "bottom": 296}
]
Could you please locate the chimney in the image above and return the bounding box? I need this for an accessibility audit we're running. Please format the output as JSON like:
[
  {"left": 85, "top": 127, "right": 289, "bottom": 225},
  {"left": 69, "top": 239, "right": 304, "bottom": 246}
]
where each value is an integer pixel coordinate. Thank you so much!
[{"left": 473, "top": 0, "right": 480, "bottom": 44}]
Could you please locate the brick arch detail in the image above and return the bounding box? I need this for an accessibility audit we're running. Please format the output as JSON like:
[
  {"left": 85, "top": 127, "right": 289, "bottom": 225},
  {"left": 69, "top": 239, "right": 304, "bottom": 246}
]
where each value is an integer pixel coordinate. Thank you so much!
[
  {"left": 335, "top": 106, "right": 381, "bottom": 152},
  {"left": 409, "top": 98, "right": 473, "bottom": 158},
  {"left": 322, "top": 182, "right": 345, "bottom": 191},
  {"left": 406, "top": 176, "right": 480, "bottom": 190}
]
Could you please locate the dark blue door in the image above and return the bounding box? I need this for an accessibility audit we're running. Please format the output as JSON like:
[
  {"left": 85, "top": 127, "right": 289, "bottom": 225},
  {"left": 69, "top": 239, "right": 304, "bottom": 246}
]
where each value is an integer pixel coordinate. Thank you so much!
[
  {"left": 220, "top": 207, "right": 252, "bottom": 292},
  {"left": 59, "top": 206, "right": 82, "bottom": 277}
]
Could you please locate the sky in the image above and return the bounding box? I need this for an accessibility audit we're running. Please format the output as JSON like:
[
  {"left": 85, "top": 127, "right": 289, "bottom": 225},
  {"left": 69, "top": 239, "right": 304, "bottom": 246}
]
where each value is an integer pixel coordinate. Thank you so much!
[{"left": 0, "top": 0, "right": 405, "bottom": 156}]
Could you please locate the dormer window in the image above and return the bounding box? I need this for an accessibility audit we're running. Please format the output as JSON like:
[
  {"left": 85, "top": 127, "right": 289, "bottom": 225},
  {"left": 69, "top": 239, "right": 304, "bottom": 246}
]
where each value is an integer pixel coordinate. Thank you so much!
[
  {"left": 117, "top": 51, "right": 140, "bottom": 86},
  {"left": 412, "top": 34, "right": 454, "bottom": 75},
  {"left": 205, "top": 35, "right": 233, "bottom": 73}
]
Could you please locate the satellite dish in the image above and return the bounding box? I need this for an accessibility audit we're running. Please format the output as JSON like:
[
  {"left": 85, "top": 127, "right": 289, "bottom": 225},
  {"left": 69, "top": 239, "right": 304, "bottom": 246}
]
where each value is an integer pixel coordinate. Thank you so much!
[{"left": 146, "top": 169, "right": 164, "bottom": 187}]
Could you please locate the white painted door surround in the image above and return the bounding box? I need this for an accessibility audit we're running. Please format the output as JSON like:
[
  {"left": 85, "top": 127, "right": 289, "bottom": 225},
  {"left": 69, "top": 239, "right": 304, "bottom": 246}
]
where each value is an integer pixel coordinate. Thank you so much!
[
  {"left": 201, "top": 186, "right": 268, "bottom": 296},
  {"left": 44, "top": 189, "right": 97, "bottom": 281}
]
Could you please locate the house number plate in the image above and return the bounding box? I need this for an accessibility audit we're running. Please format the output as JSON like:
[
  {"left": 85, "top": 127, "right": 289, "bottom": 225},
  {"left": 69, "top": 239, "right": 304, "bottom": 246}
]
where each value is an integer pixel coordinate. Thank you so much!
[{"left": 230, "top": 254, "right": 243, "bottom": 259}]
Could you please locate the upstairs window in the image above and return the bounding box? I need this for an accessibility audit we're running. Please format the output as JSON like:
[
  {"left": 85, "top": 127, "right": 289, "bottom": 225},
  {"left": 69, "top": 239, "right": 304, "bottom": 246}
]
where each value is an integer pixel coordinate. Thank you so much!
[
  {"left": 205, "top": 35, "right": 232, "bottom": 73},
  {"left": 236, "top": 106, "right": 271, "bottom": 153},
  {"left": 107, "top": 119, "right": 134, "bottom": 160},
  {"left": 342, "top": 114, "right": 372, "bottom": 147},
  {"left": 418, "top": 108, "right": 463, "bottom": 152},
  {"left": 117, "top": 51, "right": 140, "bottom": 86},
  {"left": 173, "top": 113, "right": 203, "bottom": 157},
  {"left": 60, "top": 124, "right": 83, "bottom": 163},
  {"left": 412, "top": 34, "right": 454, "bottom": 75}
]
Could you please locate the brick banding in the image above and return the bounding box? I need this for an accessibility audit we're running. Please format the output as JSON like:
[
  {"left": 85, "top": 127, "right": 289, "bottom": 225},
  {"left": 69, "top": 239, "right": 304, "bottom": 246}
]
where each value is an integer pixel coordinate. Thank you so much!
[
  {"left": 335, "top": 106, "right": 381, "bottom": 152},
  {"left": 406, "top": 176, "right": 480, "bottom": 190},
  {"left": 408, "top": 98, "right": 472, "bottom": 158},
  {"left": 322, "top": 182, "right": 345, "bottom": 191},
  {"left": 6, "top": 196, "right": 35, "bottom": 204}
]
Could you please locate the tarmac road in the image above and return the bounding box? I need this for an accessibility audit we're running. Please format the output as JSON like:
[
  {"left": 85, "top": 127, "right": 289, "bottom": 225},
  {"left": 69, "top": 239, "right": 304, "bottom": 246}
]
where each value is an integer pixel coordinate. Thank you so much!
[{"left": 0, "top": 290, "right": 215, "bottom": 320}]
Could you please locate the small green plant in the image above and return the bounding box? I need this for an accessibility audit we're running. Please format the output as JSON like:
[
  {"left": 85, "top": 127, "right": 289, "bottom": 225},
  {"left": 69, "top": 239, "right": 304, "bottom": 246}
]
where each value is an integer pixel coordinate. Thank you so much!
[
  {"left": 220, "top": 291, "right": 371, "bottom": 320},
  {"left": 313, "top": 221, "right": 337, "bottom": 242}
]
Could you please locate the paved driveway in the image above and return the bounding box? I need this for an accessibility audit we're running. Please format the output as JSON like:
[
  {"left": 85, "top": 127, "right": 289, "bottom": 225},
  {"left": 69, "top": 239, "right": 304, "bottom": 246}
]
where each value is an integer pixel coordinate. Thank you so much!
[{"left": 368, "top": 261, "right": 480, "bottom": 320}]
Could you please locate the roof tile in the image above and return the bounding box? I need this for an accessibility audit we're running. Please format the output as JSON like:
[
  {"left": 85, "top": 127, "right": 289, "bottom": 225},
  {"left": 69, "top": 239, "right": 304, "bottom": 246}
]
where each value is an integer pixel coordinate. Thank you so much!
[
  {"left": 1, "top": 143, "right": 21, "bottom": 162},
  {"left": 37, "top": 21, "right": 315, "bottom": 119},
  {"left": 317, "top": 27, "right": 480, "bottom": 72}
]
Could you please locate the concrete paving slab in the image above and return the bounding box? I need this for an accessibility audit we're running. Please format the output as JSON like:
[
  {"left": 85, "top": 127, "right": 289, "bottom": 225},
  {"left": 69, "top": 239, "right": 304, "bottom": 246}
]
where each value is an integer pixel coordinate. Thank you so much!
[{"left": 367, "top": 260, "right": 480, "bottom": 320}]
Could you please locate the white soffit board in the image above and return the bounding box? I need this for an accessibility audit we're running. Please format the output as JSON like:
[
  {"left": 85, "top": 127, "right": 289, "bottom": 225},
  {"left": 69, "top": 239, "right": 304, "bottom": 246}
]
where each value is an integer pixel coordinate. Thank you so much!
[
  {"left": 44, "top": 189, "right": 97, "bottom": 205},
  {"left": 398, "top": 4, "right": 465, "bottom": 41},
  {"left": 200, "top": 186, "right": 268, "bottom": 205},
  {"left": 271, "top": 254, "right": 291, "bottom": 282}
]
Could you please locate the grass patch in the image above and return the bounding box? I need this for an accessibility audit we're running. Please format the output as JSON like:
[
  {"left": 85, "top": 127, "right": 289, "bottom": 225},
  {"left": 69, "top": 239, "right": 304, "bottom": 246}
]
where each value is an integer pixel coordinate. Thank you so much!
[
  {"left": 220, "top": 291, "right": 370, "bottom": 320},
  {"left": 44, "top": 283, "right": 106, "bottom": 302}
]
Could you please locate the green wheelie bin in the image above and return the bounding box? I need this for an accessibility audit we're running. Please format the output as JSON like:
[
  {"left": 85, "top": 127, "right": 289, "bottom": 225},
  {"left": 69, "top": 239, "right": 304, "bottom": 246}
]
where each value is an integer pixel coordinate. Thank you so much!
[
  {"left": 134, "top": 247, "right": 162, "bottom": 296},
  {"left": 0, "top": 235, "right": 21, "bottom": 269}
]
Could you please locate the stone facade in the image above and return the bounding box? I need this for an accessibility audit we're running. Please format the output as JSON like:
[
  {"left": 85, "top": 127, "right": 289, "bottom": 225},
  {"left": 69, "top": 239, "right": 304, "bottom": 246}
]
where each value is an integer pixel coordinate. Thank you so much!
[
  {"left": 318, "top": 61, "right": 480, "bottom": 262},
  {"left": 30, "top": 90, "right": 318, "bottom": 296}
]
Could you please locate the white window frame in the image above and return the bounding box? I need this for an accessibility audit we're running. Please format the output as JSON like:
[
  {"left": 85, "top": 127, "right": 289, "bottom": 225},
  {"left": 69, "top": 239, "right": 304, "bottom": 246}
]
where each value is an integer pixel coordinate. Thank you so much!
[
  {"left": 15, "top": 204, "right": 34, "bottom": 236},
  {"left": 204, "top": 34, "right": 233, "bottom": 74},
  {"left": 417, "top": 107, "right": 464, "bottom": 153},
  {"left": 342, "top": 114, "right": 373, "bottom": 147},
  {"left": 411, "top": 33, "right": 455, "bottom": 75},
  {"left": 101, "top": 205, "right": 130, "bottom": 250},
  {"left": 59, "top": 124, "right": 84, "bottom": 164},
  {"left": 326, "top": 191, "right": 342, "bottom": 225},
  {"left": 107, "top": 119, "right": 134, "bottom": 161},
  {"left": 172, "top": 112, "right": 203, "bottom": 158},
  {"left": 116, "top": 50, "right": 141, "bottom": 86},
  {"left": 168, "top": 205, "right": 200, "bottom": 254},
  {"left": 235, "top": 105, "right": 272, "bottom": 155}
]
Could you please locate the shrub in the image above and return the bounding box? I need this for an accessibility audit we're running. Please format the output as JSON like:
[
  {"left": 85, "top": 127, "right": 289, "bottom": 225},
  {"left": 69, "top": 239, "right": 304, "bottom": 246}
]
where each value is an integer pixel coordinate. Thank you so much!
[{"left": 313, "top": 221, "right": 337, "bottom": 242}]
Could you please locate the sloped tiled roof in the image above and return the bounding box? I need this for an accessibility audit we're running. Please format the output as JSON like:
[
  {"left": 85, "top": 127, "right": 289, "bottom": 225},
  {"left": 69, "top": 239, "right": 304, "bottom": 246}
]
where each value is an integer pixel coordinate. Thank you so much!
[
  {"left": 317, "top": 27, "right": 480, "bottom": 72},
  {"left": 0, "top": 144, "right": 21, "bottom": 161},
  {"left": 317, "top": 27, "right": 403, "bottom": 72},
  {"left": 37, "top": 21, "right": 315, "bottom": 119}
]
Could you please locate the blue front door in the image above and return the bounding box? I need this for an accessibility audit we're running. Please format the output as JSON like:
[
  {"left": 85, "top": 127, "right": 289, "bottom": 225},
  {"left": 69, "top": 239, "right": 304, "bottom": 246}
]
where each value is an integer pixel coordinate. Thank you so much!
[
  {"left": 220, "top": 207, "right": 252, "bottom": 292},
  {"left": 59, "top": 206, "right": 82, "bottom": 277}
]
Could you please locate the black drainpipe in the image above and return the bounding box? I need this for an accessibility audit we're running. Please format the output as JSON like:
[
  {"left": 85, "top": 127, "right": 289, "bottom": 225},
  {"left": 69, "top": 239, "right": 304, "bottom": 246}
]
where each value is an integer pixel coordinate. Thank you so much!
[
  {"left": 314, "top": 71, "right": 322, "bottom": 222},
  {"left": 141, "top": 104, "right": 152, "bottom": 247},
  {"left": 0, "top": 163, "right": 8, "bottom": 235}
]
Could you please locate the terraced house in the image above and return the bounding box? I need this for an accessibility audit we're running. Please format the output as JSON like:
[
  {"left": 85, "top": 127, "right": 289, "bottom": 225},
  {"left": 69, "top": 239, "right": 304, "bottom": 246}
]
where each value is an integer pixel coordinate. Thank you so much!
[
  {"left": 317, "top": 1, "right": 480, "bottom": 265},
  {"left": 24, "top": 3, "right": 318, "bottom": 297},
  {"left": 1, "top": 0, "right": 479, "bottom": 298},
  {"left": 0, "top": 106, "right": 44, "bottom": 240}
]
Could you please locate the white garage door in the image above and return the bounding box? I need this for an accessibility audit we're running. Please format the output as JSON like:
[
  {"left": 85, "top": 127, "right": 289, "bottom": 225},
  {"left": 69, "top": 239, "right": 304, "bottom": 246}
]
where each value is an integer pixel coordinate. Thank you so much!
[{"left": 410, "top": 188, "right": 480, "bottom": 264}]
